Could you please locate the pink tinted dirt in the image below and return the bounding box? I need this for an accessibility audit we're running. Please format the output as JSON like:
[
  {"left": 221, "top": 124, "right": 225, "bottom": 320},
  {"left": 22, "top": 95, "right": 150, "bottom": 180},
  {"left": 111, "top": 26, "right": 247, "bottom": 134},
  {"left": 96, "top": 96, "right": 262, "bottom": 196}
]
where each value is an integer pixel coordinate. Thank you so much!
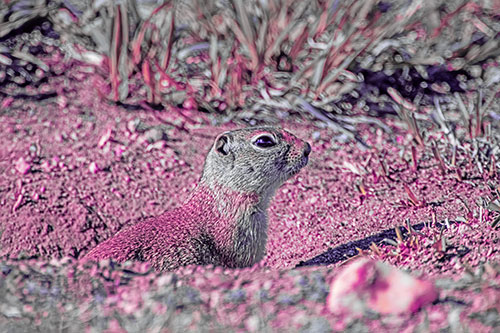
[{"left": 0, "top": 59, "right": 499, "bottom": 331}]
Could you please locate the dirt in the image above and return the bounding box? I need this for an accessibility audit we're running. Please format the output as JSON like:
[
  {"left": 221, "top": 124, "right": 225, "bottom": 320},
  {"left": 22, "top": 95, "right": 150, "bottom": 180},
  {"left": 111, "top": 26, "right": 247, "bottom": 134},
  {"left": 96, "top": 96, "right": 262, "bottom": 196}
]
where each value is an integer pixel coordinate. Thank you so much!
[{"left": 0, "top": 60, "right": 499, "bottom": 332}]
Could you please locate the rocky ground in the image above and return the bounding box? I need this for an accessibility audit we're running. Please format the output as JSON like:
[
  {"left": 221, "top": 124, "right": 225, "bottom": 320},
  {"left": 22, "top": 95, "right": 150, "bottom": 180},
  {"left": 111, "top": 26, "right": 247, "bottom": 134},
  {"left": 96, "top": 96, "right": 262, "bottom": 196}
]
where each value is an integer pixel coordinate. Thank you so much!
[
  {"left": 0, "top": 58, "right": 498, "bottom": 332},
  {"left": 1, "top": 0, "right": 500, "bottom": 331}
]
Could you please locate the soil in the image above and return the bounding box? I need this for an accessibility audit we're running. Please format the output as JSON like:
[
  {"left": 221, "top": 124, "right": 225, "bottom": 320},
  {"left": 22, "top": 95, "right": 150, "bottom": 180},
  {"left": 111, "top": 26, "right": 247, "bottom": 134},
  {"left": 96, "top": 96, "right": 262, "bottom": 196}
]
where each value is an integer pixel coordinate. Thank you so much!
[{"left": 0, "top": 59, "right": 499, "bottom": 332}]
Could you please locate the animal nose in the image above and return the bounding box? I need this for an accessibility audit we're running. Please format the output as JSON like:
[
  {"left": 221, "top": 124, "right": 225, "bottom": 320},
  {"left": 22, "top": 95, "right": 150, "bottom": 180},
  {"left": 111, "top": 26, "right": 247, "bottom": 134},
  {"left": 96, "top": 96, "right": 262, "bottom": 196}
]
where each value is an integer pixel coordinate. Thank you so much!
[{"left": 303, "top": 142, "right": 311, "bottom": 157}]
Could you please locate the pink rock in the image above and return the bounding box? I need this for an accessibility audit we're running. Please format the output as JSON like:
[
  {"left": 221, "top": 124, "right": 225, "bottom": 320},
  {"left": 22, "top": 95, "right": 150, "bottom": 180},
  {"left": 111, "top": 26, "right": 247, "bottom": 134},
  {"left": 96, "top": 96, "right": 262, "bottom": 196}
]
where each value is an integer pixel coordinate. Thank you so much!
[
  {"left": 183, "top": 97, "right": 197, "bottom": 110},
  {"left": 57, "top": 96, "right": 68, "bottom": 108},
  {"left": 114, "top": 145, "right": 125, "bottom": 157},
  {"left": 98, "top": 128, "right": 112, "bottom": 148},
  {"left": 41, "top": 160, "right": 52, "bottom": 172},
  {"left": 51, "top": 156, "right": 60, "bottom": 165},
  {"left": 89, "top": 162, "right": 100, "bottom": 174},
  {"left": 14, "top": 157, "right": 31, "bottom": 175},
  {"left": 327, "top": 258, "right": 438, "bottom": 315}
]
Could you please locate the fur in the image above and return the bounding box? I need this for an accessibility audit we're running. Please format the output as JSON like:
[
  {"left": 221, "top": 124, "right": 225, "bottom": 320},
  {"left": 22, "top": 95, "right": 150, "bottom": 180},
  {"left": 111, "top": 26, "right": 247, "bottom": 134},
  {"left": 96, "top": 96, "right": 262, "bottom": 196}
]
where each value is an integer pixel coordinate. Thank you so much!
[{"left": 84, "top": 126, "right": 311, "bottom": 270}]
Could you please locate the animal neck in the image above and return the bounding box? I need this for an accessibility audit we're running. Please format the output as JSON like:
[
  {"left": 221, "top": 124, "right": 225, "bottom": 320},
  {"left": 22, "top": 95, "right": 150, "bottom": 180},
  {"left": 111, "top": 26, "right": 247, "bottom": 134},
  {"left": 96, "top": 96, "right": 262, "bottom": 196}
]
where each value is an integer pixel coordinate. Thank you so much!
[
  {"left": 186, "top": 183, "right": 265, "bottom": 223},
  {"left": 186, "top": 183, "right": 271, "bottom": 267}
]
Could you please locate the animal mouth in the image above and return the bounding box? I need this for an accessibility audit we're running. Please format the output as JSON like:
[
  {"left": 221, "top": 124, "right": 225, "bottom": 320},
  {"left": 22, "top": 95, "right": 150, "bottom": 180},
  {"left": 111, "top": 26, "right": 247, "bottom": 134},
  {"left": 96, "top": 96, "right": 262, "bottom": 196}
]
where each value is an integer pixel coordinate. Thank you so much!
[
  {"left": 285, "top": 155, "right": 309, "bottom": 177},
  {"left": 280, "top": 142, "right": 310, "bottom": 179},
  {"left": 299, "top": 154, "right": 309, "bottom": 168}
]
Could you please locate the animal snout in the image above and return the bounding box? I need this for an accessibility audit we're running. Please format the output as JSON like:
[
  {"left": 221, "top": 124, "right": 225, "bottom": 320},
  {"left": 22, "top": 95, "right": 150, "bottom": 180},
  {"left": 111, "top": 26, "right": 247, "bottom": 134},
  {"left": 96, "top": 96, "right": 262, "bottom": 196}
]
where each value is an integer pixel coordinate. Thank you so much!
[{"left": 303, "top": 142, "right": 311, "bottom": 157}]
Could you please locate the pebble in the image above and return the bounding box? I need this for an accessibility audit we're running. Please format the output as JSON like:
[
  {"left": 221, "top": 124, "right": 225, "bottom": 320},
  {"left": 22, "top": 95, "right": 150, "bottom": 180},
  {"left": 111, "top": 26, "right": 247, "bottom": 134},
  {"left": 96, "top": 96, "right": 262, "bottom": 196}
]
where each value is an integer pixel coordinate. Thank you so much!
[
  {"left": 14, "top": 157, "right": 30, "bottom": 175},
  {"left": 89, "top": 162, "right": 100, "bottom": 174},
  {"left": 327, "top": 258, "right": 438, "bottom": 315}
]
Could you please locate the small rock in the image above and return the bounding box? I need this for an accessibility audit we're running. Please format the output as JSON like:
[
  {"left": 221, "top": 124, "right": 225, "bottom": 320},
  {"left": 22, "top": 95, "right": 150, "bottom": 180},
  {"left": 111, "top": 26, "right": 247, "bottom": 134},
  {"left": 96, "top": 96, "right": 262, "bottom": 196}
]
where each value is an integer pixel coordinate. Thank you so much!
[
  {"left": 127, "top": 118, "right": 141, "bottom": 133},
  {"left": 143, "top": 127, "right": 166, "bottom": 143},
  {"left": 312, "top": 131, "right": 321, "bottom": 140},
  {"left": 114, "top": 145, "right": 126, "bottom": 157},
  {"left": 1, "top": 305, "right": 21, "bottom": 318},
  {"left": 146, "top": 140, "right": 166, "bottom": 151},
  {"left": 327, "top": 258, "right": 438, "bottom": 315},
  {"left": 98, "top": 128, "right": 113, "bottom": 148},
  {"left": 89, "top": 162, "right": 100, "bottom": 174},
  {"left": 57, "top": 96, "right": 68, "bottom": 108},
  {"left": 245, "top": 315, "right": 260, "bottom": 332},
  {"left": 14, "top": 157, "right": 31, "bottom": 175},
  {"left": 183, "top": 97, "right": 197, "bottom": 110}
]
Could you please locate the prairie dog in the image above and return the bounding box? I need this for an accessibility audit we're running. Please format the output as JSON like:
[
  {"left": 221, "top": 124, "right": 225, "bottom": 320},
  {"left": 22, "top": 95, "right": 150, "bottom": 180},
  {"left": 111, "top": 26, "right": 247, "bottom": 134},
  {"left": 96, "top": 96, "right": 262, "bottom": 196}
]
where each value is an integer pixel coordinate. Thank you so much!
[{"left": 84, "top": 127, "right": 311, "bottom": 270}]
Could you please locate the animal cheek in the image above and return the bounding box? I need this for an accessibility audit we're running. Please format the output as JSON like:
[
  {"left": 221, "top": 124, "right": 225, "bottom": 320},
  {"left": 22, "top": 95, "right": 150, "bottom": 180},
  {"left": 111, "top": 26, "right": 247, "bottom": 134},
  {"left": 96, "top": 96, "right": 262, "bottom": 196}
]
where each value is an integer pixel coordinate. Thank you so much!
[
  {"left": 286, "top": 147, "right": 303, "bottom": 163},
  {"left": 273, "top": 158, "right": 287, "bottom": 171}
]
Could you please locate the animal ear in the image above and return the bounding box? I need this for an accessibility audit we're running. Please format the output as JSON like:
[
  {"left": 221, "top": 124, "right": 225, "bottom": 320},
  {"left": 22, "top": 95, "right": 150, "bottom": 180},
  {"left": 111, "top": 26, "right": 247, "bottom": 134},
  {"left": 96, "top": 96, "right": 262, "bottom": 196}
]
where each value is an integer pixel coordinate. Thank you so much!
[{"left": 215, "top": 134, "right": 231, "bottom": 155}]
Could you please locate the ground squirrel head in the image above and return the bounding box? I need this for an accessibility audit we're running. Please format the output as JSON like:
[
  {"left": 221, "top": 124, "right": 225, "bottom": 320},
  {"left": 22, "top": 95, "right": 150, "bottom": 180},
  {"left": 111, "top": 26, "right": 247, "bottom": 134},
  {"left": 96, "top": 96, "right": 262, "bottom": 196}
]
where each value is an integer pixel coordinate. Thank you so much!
[{"left": 200, "top": 126, "right": 311, "bottom": 200}]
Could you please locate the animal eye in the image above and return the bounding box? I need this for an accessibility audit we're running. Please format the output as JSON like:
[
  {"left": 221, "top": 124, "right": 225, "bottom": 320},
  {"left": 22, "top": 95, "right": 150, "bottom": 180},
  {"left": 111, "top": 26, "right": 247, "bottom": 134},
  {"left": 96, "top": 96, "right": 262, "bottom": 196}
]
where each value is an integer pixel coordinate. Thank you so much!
[{"left": 254, "top": 135, "right": 276, "bottom": 148}]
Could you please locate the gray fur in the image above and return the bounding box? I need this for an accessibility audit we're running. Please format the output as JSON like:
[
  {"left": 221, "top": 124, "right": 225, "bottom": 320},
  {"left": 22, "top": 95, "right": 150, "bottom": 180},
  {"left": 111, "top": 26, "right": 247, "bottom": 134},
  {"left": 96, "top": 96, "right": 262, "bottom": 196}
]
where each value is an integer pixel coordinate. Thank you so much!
[
  {"left": 85, "top": 126, "right": 310, "bottom": 270},
  {"left": 200, "top": 126, "right": 310, "bottom": 267}
]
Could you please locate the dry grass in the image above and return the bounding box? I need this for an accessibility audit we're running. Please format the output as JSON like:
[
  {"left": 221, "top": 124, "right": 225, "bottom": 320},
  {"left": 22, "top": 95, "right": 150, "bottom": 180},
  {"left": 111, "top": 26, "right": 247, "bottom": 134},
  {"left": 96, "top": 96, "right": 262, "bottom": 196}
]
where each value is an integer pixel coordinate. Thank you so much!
[{"left": 2, "top": 0, "right": 499, "bottom": 128}]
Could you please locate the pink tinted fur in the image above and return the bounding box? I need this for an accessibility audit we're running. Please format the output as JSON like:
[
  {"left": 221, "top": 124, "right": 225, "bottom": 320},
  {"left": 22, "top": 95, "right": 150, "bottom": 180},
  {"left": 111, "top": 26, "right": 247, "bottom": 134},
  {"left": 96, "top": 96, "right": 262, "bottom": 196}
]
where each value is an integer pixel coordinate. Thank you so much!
[
  {"left": 281, "top": 130, "right": 303, "bottom": 147},
  {"left": 84, "top": 184, "right": 260, "bottom": 270}
]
